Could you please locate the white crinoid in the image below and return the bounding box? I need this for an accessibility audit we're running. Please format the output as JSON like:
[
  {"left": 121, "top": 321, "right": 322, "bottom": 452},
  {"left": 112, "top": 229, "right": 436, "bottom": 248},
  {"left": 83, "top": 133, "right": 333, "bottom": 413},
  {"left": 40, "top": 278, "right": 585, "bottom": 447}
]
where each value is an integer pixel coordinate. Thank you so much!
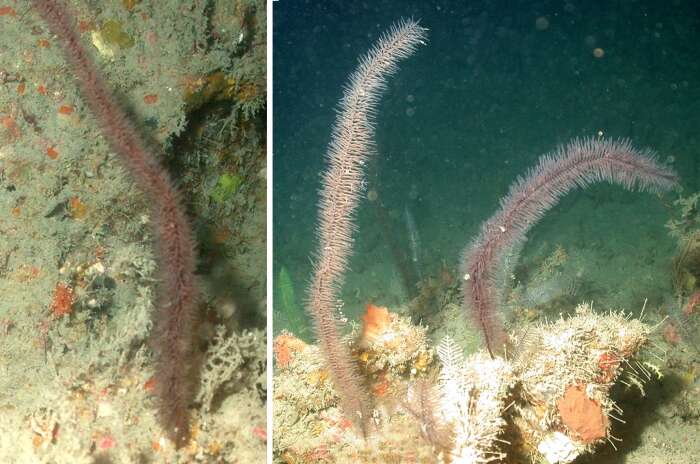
[{"left": 436, "top": 337, "right": 514, "bottom": 463}]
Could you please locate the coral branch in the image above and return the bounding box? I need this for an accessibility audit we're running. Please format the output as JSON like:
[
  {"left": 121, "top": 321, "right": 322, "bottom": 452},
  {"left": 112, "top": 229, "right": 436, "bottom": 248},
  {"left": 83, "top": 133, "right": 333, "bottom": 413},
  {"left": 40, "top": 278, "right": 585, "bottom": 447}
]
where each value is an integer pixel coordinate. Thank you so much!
[
  {"left": 462, "top": 137, "right": 678, "bottom": 357},
  {"left": 307, "top": 18, "right": 427, "bottom": 435},
  {"left": 32, "top": 0, "right": 198, "bottom": 446}
]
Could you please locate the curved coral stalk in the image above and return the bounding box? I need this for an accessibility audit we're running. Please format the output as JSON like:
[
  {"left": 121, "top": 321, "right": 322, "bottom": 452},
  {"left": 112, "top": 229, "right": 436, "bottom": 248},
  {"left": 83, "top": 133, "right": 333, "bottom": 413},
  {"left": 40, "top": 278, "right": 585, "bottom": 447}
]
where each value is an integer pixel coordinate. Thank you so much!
[
  {"left": 462, "top": 137, "right": 678, "bottom": 357},
  {"left": 308, "top": 19, "right": 427, "bottom": 435},
  {"left": 32, "top": 0, "right": 198, "bottom": 446}
]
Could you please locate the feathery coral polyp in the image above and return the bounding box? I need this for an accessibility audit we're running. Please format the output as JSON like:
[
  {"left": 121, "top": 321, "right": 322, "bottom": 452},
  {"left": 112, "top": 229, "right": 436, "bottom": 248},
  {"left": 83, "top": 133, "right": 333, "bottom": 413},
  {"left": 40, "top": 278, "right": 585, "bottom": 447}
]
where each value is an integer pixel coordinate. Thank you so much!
[
  {"left": 462, "top": 138, "right": 678, "bottom": 357},
  {"left": 307, "top": 19, "right": 427, "bottom": 435},
  {"left": 32, "top": 0, "right": 198, "bottom": 446}
]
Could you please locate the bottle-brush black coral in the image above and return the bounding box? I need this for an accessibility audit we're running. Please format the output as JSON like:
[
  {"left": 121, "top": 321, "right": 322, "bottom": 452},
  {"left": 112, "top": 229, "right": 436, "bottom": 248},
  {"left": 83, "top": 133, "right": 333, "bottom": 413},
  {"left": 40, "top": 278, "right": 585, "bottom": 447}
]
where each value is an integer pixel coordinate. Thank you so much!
[
  {"left": 307, "top": 18, "right": 427, "bottom": 436},
  {"left": 32, "top": 0, "right": 199, "bottom": 446},
  {"left": 462, "top": 137, "right": 678, "bottom": 358}
]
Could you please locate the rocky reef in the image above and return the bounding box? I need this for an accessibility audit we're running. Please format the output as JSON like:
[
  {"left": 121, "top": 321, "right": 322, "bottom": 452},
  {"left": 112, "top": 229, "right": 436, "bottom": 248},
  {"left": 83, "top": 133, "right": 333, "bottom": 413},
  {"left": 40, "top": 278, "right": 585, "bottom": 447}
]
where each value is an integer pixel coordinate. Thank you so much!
[{"left": 273, "top": 303, "right": 660, "bottom": 463}]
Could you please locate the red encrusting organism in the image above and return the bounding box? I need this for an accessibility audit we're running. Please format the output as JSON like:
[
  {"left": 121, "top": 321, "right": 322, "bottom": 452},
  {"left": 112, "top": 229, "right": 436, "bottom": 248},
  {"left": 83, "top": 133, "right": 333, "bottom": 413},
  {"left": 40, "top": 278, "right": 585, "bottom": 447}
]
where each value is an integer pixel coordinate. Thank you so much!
[
  {"left": 50, "top": 282, "right": 74, "bottom": 318},
  {"left": 32, "top": 0, "right": 198, "bottom": 447},
  {"left": 683, "top": 290, "right": 700, "bottom": 318}
]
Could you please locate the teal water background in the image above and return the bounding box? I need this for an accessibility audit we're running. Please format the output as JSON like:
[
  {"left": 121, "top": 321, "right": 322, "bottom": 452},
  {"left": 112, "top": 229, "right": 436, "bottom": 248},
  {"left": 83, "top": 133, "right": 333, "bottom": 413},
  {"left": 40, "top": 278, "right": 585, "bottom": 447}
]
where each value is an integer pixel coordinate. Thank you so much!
[{"left": 272, "top": 0, "right": 700, "bottom": 337}]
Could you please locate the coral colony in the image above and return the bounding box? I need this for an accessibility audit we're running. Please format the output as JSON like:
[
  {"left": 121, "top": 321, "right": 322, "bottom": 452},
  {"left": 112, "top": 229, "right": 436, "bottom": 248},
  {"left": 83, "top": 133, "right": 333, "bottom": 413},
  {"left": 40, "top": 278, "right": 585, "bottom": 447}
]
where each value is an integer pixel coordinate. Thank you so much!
[
  {"left": 33, "top": 0, "right": 198, "bottom": 447},
  {"left": 462, "top": 137, "right": 678, "bottom": 358},
  {"left": 274, "top": 18, "right": 679, "bottom": 463},
  {"left": 305, "top": 19, "right": 428, "bottom": 436}
]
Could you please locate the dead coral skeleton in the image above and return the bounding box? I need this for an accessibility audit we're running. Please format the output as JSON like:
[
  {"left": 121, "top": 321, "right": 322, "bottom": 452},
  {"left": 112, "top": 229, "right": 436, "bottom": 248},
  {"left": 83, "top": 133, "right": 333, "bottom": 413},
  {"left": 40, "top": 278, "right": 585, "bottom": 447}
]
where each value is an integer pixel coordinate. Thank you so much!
[
  {"left": 197, "top": 324, "right": 263, "bottom": 417},
  {"left": 29, "top": 407, "right": 59, "bottom": 447}
]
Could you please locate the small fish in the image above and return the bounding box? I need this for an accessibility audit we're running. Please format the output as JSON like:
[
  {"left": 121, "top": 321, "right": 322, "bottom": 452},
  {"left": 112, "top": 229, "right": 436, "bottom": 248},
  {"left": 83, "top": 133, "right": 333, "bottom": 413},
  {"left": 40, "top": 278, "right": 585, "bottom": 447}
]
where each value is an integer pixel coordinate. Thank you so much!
[{"left": 404, "top": 204, "right": 422, "bottom": 280}]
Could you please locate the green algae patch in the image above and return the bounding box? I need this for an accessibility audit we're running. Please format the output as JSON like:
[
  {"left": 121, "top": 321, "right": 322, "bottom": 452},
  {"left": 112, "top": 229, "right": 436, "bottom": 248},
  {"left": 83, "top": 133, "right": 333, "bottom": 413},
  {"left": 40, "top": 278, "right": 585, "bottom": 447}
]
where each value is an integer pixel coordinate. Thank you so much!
[
  {"left": 100, "top": 20, "right": 135, "bottom": 49},
  {"left": 211, "top": 173, "right": 242, "bottom": 204}
]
